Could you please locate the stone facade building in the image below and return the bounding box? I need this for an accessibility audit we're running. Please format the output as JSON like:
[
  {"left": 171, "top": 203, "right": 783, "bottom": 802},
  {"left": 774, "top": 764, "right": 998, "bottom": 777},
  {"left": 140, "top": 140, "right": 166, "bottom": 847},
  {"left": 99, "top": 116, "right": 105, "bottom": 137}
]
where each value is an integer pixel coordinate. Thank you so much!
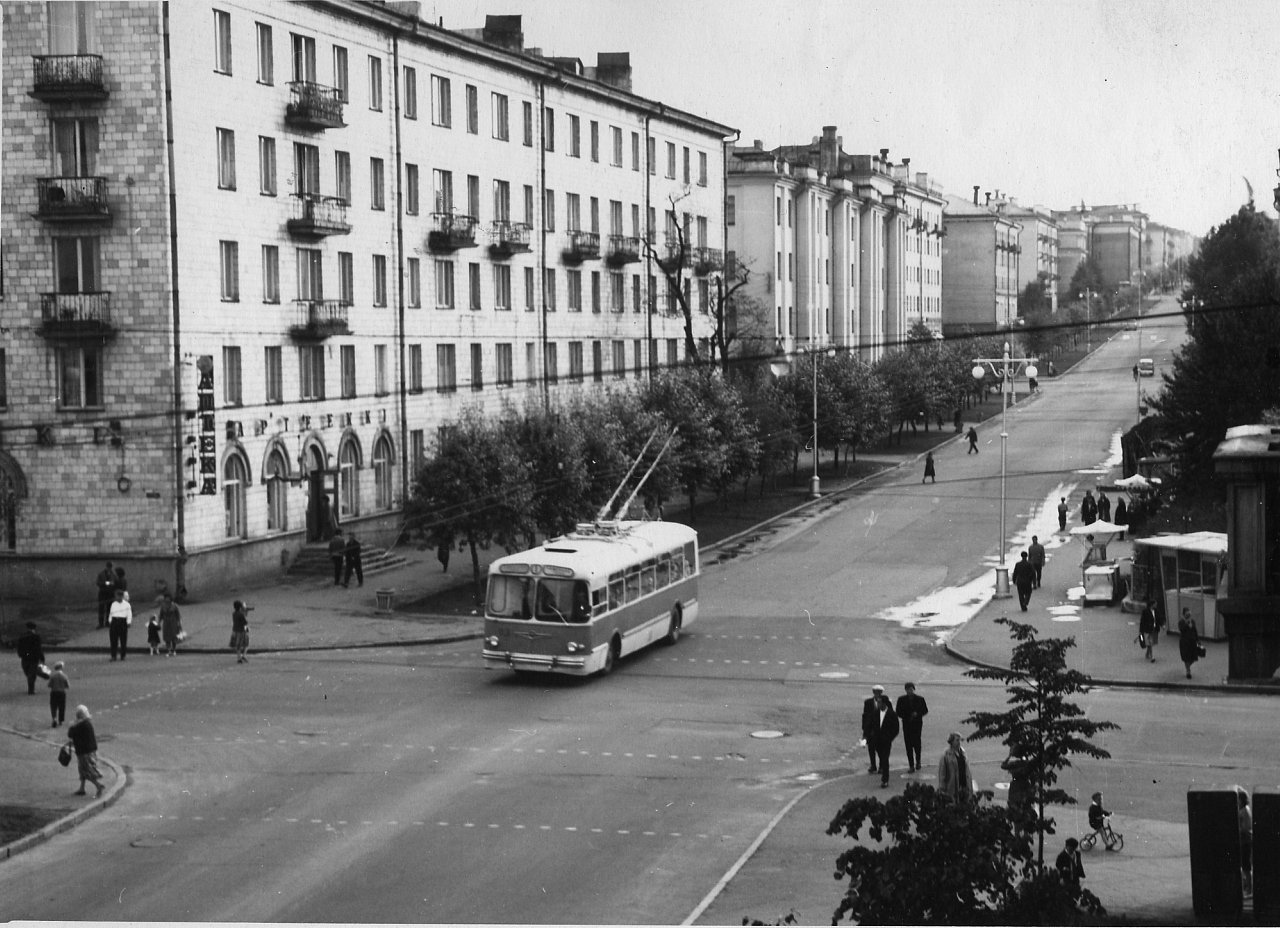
[
  {"left": 0, "top": 1, "right": 730, "bottom": 602},
  {"left": 940, "top": 189, "right": 1021, "bottom": 334}
]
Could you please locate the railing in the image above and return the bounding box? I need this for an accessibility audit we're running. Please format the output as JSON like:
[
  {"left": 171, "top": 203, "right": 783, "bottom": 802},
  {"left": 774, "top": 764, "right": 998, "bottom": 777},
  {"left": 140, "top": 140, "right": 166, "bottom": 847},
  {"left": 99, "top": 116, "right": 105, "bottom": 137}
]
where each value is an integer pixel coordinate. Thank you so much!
[
  {"left": 693, "top": 246, "right": 723, "bottom": 275},
  {"left": 286, "top": 81, "right": 345, "bottom": 129},
  {"left": 427, "top": 212, "right": 478, "bottom": 251},
  {"left": 286, "top": 193, "right": 351, "bottom": 237},
  {"left": 657, "top": 237, "right": 690, "bottom": 271},
  {"left": 37, "top": 292, "right": 115, "bottom": 339},
  {"left": 564, "top": 230, "right": 601, "bottom": 262},
  {"left": 489, "top": 220, "right": 532, "bottom": 255},
  {"left": 288, "top": 300, "right": 350, "bottom": 340},
  {"left": 36, "top": 176, "right": 110, "bottom": 221},
  {"left": 31, "top": 54, "right": 107, "bottom": 100},
  {"left": 606, "top": 234, "right": 641, "bottom": 266}
]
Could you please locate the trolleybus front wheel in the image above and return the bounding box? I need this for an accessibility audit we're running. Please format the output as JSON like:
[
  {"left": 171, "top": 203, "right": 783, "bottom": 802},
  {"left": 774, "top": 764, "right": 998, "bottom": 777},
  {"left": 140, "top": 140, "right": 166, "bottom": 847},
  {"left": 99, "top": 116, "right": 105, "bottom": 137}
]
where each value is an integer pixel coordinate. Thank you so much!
[
  {"left": 601, "top": 636, "right": 621, "bottom": 675},
  {"left": 663, "top": 605, "right": 683, "bottom": 645}
]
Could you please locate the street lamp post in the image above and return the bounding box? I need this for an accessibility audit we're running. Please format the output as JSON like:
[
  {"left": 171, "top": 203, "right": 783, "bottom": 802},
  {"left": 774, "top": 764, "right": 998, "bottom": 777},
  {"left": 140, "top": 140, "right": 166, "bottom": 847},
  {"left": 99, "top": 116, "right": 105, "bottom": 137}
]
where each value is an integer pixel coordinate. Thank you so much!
[
  {"left": 769, "top": 344, "right": 835, "bottom": 500},
  {"left": 972, "top": 342, "right": 1038, "bottom": 598}
]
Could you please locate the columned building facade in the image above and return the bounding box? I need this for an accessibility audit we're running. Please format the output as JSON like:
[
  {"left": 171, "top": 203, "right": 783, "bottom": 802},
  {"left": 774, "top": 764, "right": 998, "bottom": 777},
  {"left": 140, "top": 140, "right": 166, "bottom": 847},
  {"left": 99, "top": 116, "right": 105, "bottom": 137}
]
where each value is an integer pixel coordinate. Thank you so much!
[{"left": 1007, "top": 203, "right": 1059, "bottom": 314}]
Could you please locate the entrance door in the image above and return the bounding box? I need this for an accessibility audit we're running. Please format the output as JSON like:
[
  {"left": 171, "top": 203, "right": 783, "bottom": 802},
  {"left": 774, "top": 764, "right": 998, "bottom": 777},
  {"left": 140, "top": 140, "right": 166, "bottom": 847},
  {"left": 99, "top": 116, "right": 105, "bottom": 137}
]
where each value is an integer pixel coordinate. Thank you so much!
[{"left": 303, "top": 445, "right": 330, "bottom": 542}]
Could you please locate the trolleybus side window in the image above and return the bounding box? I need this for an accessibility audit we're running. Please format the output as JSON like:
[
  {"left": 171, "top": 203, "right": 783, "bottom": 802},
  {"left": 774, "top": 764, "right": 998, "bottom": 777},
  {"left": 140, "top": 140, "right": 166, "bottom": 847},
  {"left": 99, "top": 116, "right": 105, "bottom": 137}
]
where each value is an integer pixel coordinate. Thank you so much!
[
  {"left": 657, "top": 554, "right": 671, "bottom": 587},
  {"left": 640, "top": 558, "right": 656, "bottom": 595},
  {"left": 608, "top": 573, "right": 624, "bottom": 610},
  {"left": 624, "top": 569, "right": 640, "bottom": 603},
  {"left": 684, "top": 541, "right": 697, "bottom": 573}
]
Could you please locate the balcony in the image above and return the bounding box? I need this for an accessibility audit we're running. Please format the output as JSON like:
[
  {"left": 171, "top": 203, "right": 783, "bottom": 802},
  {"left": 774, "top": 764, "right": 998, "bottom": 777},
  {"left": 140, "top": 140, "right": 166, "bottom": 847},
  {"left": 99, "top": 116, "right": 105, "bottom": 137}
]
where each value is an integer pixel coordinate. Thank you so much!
[
  {"left": 489, "top": 220, "right": 532, "bottom": 257},
  {"left": 37, "top": 292, "right": 115, "bottom": 341},
  {"left": 606, "top": 234, "right": 642, "bottom": 266},
  {"left": 286, "top": 193, "right": 351, "bottom": 238},
  {"left": 563, "top": 230, "right": 600, "bottom": 264},
  {"left": 427, "top": 212, "right": 477, "bottom": 252},
  {"left": 30, "top": 55, "right": 108, "bottom": 102},
  {"left": 692, "top": 246, "right": 723, "bottom": 275},
  {"left": 656, "top": 237, "right": 691, "bottom": 273},
  {"left": 288, "top": 300, "right": 350, "bottom": 341},
  {"left": 285, "top": 81, "right": 346, "bottom": 130},
  {"left": 35, "top": 176, "right": 111, "bottom": 223},
  {"left": 653, "top": 293, "right": 682, "bottom": 317}
]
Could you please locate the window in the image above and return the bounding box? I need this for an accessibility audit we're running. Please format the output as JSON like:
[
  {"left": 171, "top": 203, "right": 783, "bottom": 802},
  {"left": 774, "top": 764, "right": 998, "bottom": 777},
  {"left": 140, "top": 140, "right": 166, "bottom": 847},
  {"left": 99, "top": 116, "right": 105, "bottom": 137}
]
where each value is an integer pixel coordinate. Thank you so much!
[
  {"left": 610, "top": 271, "right": 624, "bottom": 313},
  {"left": 589, "top": 197, "right": 600, "bottom": 234},
  {"left": 255, "top": 22, "right": 273, "bottom": 84},
  {"left": 258, "top": 136, "right": 276, "bottom": 195},
  {"left": 647, "top": 136, "right": 656, "bottom": 175},
  {"left": 567, "top": 269, "right": 582, "bottom": 312},
  {"left": 467, "top": 174, "right": 480, "bottom": 220},
  {"left": 698, "top": 151, "right": 708, "bottom": 186},
  {"left": 543, "top": 106, "right": 555, "bottom": 151},
  {"left": 496, "top": 343, "right": 513, "bottom": 387},
  {"left": 213, "top": 9, "right": 232, "bottom": 74},
  {"left": 375, "top": 344, "right": 389, "bottom": 395},
  {"left": 633, "top": 339, "right": 643, "bottom": 378},
  {"left": 58, "top": 346, "right": 102, "bottom": 408},
  {"left": 726, "top": 195, "right": 736, "bottom": 226},
  {"left": 491, "top": 92, "right": 509, "bottom": 140},
  {"left": 431, "top": 75, "right": 452, "bottom": 127},
  {"left": 222, "top": 346, "right": 243, "bottom": 405},
  {"left": 299, "top": 345, "right": 324, "bottom": 399},
  {"left": 545, "top": 342, "right": 558, "bottom": 384},
  {"left": 403, "top": 66, "right": 417, "bottom": 119},
  {"left": 666, "top": 141, "right": 675, "bottom": 178},
  {"left": 340, "top": 345, "right": 356, "bottom": 398},
  {"left": 407, "top": 257, "right": 421, "bottom": 307},
  {"left": 526, "top": 342, "right": 538, "bottom": 388},
  {"left": 265, "top": 447, "right": 289, "bottom": 531},
  {"left": 524, "top": 267, "right": 535, "bottom": 312},
  {"left": 332, "top": 45, "right": 348, "bottom": 101},
  {"left": 632, "top": 131, "right": 641, "bottom": 171},
  {"left": 492, "top": 179, "right": 511, "bottom": 222},
  {"left": 698, "top": 278, "right": 709, "bottom": 313},
  {"left": 334, "top": 150, "right": 351, "bottom": 203},
  {"left": 264, "top": 346, "right": 283, "bottom": 403},
  {"left": 465, "top": 83, "right": 478, "bottom": 134},
  {"left": 432, "top": 169, "right": 453, "bottom": 212},
  {"left": 566, "top": 193, "right": 580, "bottom": 231},
  {"left": 216, "top": 128, "right": 236, "bottom": 189},
  {"left": 296, "top": 247, "right": 322, "bottom": 300},
  {"left": 494, "top": 264, "right": 511, "bottom": 310},
  {"left": 543, "top": 268, "right": 556, "bottom": 311},
  {"left": 219, "top": 241, "right": 239, "bottom": 301},
  {"left": 591, "top": 271, "right": 601, "bottom": 313},
  {"left": 544, "top": 188, "right": 555, "bottom": 231},
  {"left": 372, "top": 254, "right": 387, "bottom": 306},
  {"left": 522, "top": 100, "right": 533, "bottom": 146},
  {"left": 411, "top": 430, "right": 425, "bottom": 473},
  {"left": 590, "top": 120, "right": 599, "bottom": 162},
  {"left": 223, "top": 452, "right": 248, "bottom": 539},
  {"left": 611, "top": 126, "right": 623, "bottom": 166},
  {"left": 338, "top": 439, "right": 359, "bottom": 519},
  {"left": 435, "top": 260, "right": 455, "bottom": 308},
  {"left": 568, "top": 114, "right": 581, "bottom": 157},
  {"left": 373, "top": 434, "right": 394, "bottom": 511},
  {"left": 569, "top": 341, "right": 584, "bottom": 382},
  {"left": 338, "top": 251, "right": 353, "bottom": 304},
  {"left": 405, "top": 163, "right": 419, "bottom": 215},
  {"left": 52, "top": 117, "right": 97, "bottom": 176},
  {"left": 470, "top": 343, "right": 483, "bottom": 390},
  {"left": 469, "top": 262, "right": 481, "bottom": 311},
  {"left": 367, "top": 56, "right": 382, "bottom": 110},
  {"left": 370, "top": 158, "right": 385, "bottom": 210},
  {"left": 612, "top": 340, "right": 626, "bottom": 379},
  {"left": 261, "top": 244, "right": 279, "bottom": 303},
  {"left": 682, "top": 146, "right": 690, "bottom": 184},
  {"left": 408, "top": 344, "right": 423, "bottom": 392},
  {"left": 667, "top": 338, "right": 678, "bottom": 368},
  {"left": 523, "top": 184, "right": 534, "bottom": 226},
  {"left": 697, "top": 215, "right": 708, "bottom": 248},
  {"left": 436, "top": 344, "right": 457, "bottom": 392},
  {"left": 48, "top": 2, "right": 95, "bottom": 55},
  {"left": 290, "top": 33, "right": 315, "bottom": 82},
  {"left": 289, "top": 142, "right": 318, "bottom": 197},
  {"left": 633, "top": 275, "right": 642, "bottom": 313},
  {"left": 592, "top": 341, "right": 603, "bottom": 382}
]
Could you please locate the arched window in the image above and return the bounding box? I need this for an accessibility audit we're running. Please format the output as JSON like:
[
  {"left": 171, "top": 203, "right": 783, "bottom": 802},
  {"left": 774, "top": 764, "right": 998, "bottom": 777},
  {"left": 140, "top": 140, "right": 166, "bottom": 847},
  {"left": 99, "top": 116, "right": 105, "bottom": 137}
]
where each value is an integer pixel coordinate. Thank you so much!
[
  {"left": 223, "top": 451, "right": 249, "bottom": 539},
  {"left": 338, "top": 438, "right": 360, "bottom": 519},
  {"left": 373, "top": 433, "right": 394, "bottom": 511},
  {"left": 265, "top": 447, "right": 289, "bottom": 531}
]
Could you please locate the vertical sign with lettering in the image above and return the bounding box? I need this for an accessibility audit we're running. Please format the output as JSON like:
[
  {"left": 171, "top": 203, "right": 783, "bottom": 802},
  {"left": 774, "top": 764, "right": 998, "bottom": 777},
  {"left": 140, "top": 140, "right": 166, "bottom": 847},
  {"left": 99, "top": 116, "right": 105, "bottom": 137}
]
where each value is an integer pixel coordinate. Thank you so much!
[{"left": 196, "top": 355, "right": 217, "bottom": 495}]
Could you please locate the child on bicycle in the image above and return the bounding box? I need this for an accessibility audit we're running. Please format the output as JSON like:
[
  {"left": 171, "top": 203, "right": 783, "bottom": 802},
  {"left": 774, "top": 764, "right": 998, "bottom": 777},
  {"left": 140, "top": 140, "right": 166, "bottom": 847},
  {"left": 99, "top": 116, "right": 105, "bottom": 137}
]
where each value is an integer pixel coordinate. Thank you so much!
[{"left": 1088, "top": 791, "right": 1117, "bottom": 850}]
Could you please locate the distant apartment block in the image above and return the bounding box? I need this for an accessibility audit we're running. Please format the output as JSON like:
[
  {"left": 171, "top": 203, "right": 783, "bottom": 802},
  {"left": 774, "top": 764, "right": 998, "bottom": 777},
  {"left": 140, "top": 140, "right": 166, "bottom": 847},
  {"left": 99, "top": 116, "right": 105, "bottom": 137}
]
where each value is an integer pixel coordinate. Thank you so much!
[{"left": 940, "top": 189, "right": 1021, "bottom": 334}]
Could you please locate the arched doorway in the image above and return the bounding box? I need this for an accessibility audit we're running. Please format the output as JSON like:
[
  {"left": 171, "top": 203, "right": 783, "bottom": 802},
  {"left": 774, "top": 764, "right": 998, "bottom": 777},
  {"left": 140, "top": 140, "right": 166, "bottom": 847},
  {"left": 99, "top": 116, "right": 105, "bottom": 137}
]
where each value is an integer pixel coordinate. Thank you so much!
[
  {"left": 337, "top": 434, "right": 362, "bottom": 520},
  {"left": 301, "top": 440, "right": 333, "bottom": 542},
  {"left": 372, "top": 432, "right": 394, "bottom": 511},
  {"left": 223, "top": 449, "right": 250, "bottom": 539},
  {"left": 264, "top": 445, "right": 290, "bottom": 532}
]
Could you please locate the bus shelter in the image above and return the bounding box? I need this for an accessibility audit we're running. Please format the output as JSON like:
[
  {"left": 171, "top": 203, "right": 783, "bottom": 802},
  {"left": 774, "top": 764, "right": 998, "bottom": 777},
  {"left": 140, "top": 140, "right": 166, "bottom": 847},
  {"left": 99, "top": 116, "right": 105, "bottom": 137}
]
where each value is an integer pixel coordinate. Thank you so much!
[{"left": 1122, "top": 532, "right": 1228, "bottom": 639}]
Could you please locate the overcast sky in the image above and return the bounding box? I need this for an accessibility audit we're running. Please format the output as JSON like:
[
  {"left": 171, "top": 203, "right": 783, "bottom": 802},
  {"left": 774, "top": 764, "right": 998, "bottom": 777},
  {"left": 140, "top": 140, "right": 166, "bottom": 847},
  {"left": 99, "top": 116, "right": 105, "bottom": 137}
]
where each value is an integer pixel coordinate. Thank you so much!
[{"left": 424, "top": 0, "right": 1279, "bottom": 236}]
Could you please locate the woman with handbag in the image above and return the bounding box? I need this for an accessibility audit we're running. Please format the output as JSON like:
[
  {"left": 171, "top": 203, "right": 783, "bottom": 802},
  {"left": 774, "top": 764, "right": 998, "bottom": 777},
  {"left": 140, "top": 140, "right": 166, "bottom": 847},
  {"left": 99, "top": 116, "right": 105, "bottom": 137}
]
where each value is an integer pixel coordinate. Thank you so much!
[
  {"left": 65, "top": 705, "right": 105, "bottom": 798},
  {"left": 1178, "top": 607, "right": 1202, "bottom": 679},
  {"left": 1139, "top": 601, "right": 1159, "bottom": 662}
]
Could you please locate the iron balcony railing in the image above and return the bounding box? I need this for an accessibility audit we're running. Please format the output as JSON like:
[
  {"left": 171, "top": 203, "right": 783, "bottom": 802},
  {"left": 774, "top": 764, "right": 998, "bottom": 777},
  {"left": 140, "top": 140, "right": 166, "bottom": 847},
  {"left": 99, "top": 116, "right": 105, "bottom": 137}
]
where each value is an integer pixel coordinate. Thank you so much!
[
  {"left": 38, "top": 292, "right": 115, "bottom": 339},
  {"left": 286, "top": 193, "right": 351, "bottom": 237},
  {"left": 288, "top": 300, "right": 350, "bottom": 340},
  {"left": 36, "top": 176, "right": 110, "bottom": 221},
  {"left": 427, "top": 212, "right": 478, "bottom": 251},
  {"left": 31, "top": 54, "right": 107, "bottom": 101},
  {"left": 564, "top": 230, "right": 601, "bottom": 263},
  {"left": 285, "top": 81, "right": 346, "bottom": 130},
  {"left": 489, "top": 220, "right": 532, "bottom": 256},
  {"left": 657, "top": 236, "right": 691, "bottom": 272},
  {"left": 606, "top": 234, "right": 642, "bottom": 266},
  {"left": 693, "top": 246, "right": 723, "bottom": 275}
]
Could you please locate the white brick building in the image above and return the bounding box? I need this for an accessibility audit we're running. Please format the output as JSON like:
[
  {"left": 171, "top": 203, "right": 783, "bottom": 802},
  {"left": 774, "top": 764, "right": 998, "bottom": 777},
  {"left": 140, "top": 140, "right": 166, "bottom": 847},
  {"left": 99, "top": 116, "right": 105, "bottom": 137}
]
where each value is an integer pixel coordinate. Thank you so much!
[{"left": 0, "top": 1, "right": 731, "bottom": 602}]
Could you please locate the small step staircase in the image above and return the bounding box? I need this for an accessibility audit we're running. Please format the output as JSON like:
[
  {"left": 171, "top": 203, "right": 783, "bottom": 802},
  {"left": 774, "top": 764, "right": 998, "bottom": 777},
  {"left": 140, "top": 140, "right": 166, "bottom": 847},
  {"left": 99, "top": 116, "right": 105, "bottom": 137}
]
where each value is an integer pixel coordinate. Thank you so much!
[{"left": 286, "top": 542, "right": 410, "bottom": 582}]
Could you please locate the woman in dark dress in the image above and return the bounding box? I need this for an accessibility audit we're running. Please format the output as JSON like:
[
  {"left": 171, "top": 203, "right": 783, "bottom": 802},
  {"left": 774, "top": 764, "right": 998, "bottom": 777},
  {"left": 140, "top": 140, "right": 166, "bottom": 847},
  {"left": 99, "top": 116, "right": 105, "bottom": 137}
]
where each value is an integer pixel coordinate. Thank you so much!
[
  {"left": 66, "top": 705, "right": 105, "bottom": 797},
  {"left": 1178, "top": 608, "right": 1201, "bottom": 679}
]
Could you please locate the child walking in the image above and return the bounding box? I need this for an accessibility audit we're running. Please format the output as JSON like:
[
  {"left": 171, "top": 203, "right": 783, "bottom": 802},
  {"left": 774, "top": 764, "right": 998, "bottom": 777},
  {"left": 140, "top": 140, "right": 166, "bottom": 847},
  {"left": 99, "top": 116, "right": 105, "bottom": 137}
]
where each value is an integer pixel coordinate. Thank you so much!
[
  {"left": 48, "top": 661, "right": 69, "bottom": 727},
  {"left": 146, "top": 613, "right": 162, "bottom": 655}
]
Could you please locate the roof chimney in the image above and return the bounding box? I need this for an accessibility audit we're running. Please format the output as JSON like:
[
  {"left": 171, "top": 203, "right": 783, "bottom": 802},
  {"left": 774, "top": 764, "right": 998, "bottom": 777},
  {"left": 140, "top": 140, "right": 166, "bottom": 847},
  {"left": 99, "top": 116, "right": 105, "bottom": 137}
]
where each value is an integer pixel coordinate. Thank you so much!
[
  {"left": 902, "top": 157, "right": 910, "bottom": 168},
  {"left": 594, "top": 52, "right": 632, "bottom": 92},
  {"left": 973, "top": 185, "right": 980, "bottom": 205},
  {"left": 985, "top": 192, "right": 992, "bottom": 205},
  {"left": 481, "top": 15, "right": 524, "bottom": 52},
  {"left": 879, "top": 148, "right": 890, "bottom": 164},
  {"left": 819, "top": 126, "right": 840, "bottom": 176}
]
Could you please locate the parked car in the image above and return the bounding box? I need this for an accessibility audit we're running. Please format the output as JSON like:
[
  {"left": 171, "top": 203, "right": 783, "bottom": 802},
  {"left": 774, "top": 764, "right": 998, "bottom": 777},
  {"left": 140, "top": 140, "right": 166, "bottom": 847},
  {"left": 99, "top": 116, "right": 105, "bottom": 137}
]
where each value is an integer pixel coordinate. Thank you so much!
[{"left": 1137, "top": 357, "right": 1155, "bottom": 377}]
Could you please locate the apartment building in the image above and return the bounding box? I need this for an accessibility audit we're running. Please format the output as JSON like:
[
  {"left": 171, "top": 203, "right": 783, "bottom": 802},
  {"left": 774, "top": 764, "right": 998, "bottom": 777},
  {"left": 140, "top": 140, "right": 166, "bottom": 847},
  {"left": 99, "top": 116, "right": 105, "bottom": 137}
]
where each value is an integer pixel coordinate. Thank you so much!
[
  {"left": 940, "top": 189, "right": 1021, "bottom": 334},
  {"left": 1144, "top": 221, "right": 1197, "bottom": 291},
  {"left": 1005, "top": 202, "right": 1059, "bottom": 313},
  {"left": 1089, "top": 204, "right": 1147, "bottom": 291},
  {"left": 1053, "top": 207, "right": 1089, "bottom": 299},
  {"left": 725, "top": 128, "right": 943, "bottom": 364},
  {"left": 0, "top": 1, "right": 730, "bottom": 601}
]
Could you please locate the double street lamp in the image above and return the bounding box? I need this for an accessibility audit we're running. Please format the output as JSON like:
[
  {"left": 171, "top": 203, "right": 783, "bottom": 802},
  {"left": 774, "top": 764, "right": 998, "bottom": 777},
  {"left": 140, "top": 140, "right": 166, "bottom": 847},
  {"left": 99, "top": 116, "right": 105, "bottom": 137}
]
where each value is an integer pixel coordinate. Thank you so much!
[
  {"left": 972, "top": 342, "right": 1038, "bottom": 598},
  {"left": 771, "top": 342, "right": 837, "bottom": 499}
]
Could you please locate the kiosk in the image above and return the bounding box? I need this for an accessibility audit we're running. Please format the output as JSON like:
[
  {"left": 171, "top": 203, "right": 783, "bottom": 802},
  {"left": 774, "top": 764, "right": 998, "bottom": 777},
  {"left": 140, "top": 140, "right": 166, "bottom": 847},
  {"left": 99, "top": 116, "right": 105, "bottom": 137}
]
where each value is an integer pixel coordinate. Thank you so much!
[
  {"left": 1122, "top": 532, "right": 1227, "bottom": 639},
  {"left": 1069, "top": 521, "right": 1126, "bottom": 605}
]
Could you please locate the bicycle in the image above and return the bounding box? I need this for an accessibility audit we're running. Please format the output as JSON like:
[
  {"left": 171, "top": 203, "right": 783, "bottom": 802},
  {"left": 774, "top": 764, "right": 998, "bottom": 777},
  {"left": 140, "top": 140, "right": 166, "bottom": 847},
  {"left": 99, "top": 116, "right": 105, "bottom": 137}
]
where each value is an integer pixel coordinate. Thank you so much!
[{"left": 1080, "top": 815, "right": 1124, "bottom": 852}]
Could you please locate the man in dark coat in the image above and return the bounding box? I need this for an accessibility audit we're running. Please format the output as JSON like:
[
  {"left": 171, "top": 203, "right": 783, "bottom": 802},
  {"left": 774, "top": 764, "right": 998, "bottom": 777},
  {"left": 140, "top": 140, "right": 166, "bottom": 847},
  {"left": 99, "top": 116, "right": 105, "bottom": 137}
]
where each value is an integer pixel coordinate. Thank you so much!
[
  {"left": 895, "top": 682, "right": 928, "bottom": 773},
  {"left": 867, "top": 691, "right": 900, "bottom": 787},
  {"left": 328, "top": 529, "right": 346, "bottom": 586},
  {"left": 1080, "top": 491, "right": 1098, "bottom": 525},
  {"left": 343, "top": 531, "right": 364, "bottom": 588},
  {"left": 16, "top": 622, "right": 44, "bottom": 695},
  {"left": 95, "top": 561, "right": 116, "bottom": 628},
  {"left": 1012, "top": 551, "right": 1036, "bottom": 612},
  {"left": 861, "top": 684, "right": 886, "bottom": 774},
  {"left": 1027, "top": 536, "right": 1046, "bottom": 589}
]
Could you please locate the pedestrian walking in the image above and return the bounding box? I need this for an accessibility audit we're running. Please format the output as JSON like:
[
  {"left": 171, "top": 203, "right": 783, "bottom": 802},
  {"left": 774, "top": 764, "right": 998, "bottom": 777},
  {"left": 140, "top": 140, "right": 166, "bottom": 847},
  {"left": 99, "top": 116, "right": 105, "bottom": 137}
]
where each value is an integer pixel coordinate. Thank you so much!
[
  {"left": 437, "top": 542, "right": 451, "bottom": 572},
  {"left": 1080, "top": 490, "right": 1098, "bottom": 525},
  {"left": 1012, "top": 551, "right": 1036, "bottom": 611},
  {"left": 867, "top": 691, "right": 899, "bottom": 787},
  {"left": 1001, "top": 739, "right": 1035, "bottom": 819},
  {"left": 328, "top": 529, "right": 346, "bottom": 585},
  {"left": 343, "top": 531, "right": 364, "bottom": 588},
  {"left": 1139, "top": 600, "right": 1160, "bottom": 662},
  {"left": 65, "top": 704, "right": 105, "bottom": 798},
  {"left": 895, "top": 682, "right": 928, "bottom": 773},
  {"left": 936, "top": 732, "right": 973, "bottom": 802},
  {"left": 146, "top": 614, "right": 162, "bottom": 655},
  {"left": 1114, "top": 497, "right": 1129, "bottom": 539},
  {"left": 107, "top": 588, "right": 132, "bottom": 661},
  {"left": 1239, "top": 788, "right": 1254, "bottom": 897},
  {"left": 48, "top": 661, "right": 69, "bottom": 727},
  {"left": 1178, "top": 607, "right": 1201, "bottom": 678},
  {"left": 95, "top": 561, "right": 116, "bottom": 628},
  {"left": 1097, "top": 491, "right": 1111, "bottom": 523},
  {"left": 114, "top": 566, "right": 129, "bottom": 602},
  {"left": 953, "top": 409, "right": 963, "bottom": 433},
  {"left": 922, "top": 452, "right": 936, "bottom": 484},
  {"left": 1057, "top": 497, "right": 1069, "bottom": 531},
  {"left": 861, "top": 684, "right": 886, "bottom": 775},
  {"left": 966, "top": 427, "right": 979, "bottom": 454},
  {"left": 1027, "top": 536, "right": 1046, "bottom": 589},
  {"left": 16, "top": 621, "right": 45, "bottom": 695},
  {"left": 1056, "top": 838, "right": 1086, "bottom": 888},
  {"left": 157, "top": 591, "right": 182, "bottom": 656},
  {"left": 230, "top": 600, "right": 251, "bottom": 663}
]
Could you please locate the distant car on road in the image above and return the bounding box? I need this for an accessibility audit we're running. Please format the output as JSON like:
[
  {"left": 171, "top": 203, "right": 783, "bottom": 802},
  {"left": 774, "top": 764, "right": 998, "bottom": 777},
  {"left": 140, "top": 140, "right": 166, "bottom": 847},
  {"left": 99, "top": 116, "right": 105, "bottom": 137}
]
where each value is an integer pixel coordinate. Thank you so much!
[
  {"left": 1137, "top": 357, "right": 1155, "bottom": 377},
  {"left": 1123, "top": 321, "right": 1139, "bottom": 331}
]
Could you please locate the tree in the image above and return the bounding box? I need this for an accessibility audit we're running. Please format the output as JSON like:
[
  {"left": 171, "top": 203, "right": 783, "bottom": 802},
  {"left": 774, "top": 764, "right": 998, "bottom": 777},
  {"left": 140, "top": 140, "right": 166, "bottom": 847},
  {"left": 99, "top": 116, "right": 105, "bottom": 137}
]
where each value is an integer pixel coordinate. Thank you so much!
[
  {"left": 964, "top": 618, "right": 1120, "bottom": 868},
  {"left": 1066, "top": 256, "right": 1104, "bottom": 300},
  {"left": 1018, "top": 273, "right": 1052, "bottom": 317},
  {"left": 509, "top": 402, "right": 593, "bottom": 544}
]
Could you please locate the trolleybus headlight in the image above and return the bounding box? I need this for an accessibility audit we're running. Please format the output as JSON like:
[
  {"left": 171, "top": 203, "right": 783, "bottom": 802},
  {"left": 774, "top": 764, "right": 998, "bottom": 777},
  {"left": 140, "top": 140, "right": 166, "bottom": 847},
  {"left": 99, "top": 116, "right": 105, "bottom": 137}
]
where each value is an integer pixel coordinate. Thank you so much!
[
  {"left": 565, "top": 641, "right": 585, "bottom": 653},
  {"left": 485, "top": 635, "right": 500, "bottom": 648}
]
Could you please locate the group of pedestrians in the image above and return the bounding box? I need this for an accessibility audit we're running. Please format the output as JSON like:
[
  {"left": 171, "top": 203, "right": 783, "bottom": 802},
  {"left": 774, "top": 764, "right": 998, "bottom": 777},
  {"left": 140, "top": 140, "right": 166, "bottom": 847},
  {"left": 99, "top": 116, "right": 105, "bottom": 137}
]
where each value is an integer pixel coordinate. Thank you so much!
[
  {"left": 327, "top": 529, "right": 365, "bottom": 587},
  {"left": 860, "top": 682, "right": 947, "bottom": 790}
]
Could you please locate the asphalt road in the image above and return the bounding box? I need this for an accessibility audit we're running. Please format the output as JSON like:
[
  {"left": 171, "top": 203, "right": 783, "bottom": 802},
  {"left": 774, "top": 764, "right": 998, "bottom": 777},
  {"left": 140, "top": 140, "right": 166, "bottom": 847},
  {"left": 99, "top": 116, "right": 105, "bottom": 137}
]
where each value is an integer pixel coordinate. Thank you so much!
[{"left": 6, "top": 297, "right": 1270, "bottom": 924}]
